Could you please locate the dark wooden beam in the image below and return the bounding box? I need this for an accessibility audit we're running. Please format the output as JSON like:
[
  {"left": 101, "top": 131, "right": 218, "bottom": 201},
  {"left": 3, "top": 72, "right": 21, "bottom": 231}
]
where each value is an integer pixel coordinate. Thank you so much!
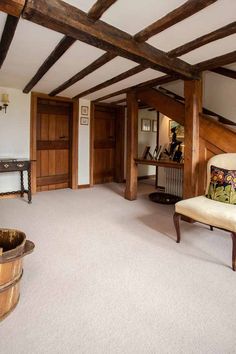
[
  {"left": 168, "top": 22, "right": 236, "bottom": 58},
  {"left": 22, "top": 0, "right": 198, "bottom": 79},
  {"left": 94, "top": 74, "right": 176, "bottom": 102},
  {"left": 87, "top": 0, "right": 117, "bottom": 21},
  {"left": 73, "top": 65, "right": 145, "bottom": 99},
  {"left": 133, "top": 0, "right": 217, "bottom": 42},
  {"left": 23, "top": 36, "right": 76, "bottom": 93},
  {"left": 49, "top": 52, "right": 116, "bottom": 96},
  {"left": 110, "top": 98, "right": 126, "bottom": 105},
  {"left": 0, "top": 0, "right": 25, "bottom": 17},
  {"left": 195, "top": 51, "right": 236, "bottom": 72},
  {"left": 184, "top": 79, "right": 202, "bottom": 198},
  {"left": 136, "top": 88, "right": 185, "bottom": 125},
  {"left": 0, "top": 15, "right": 19, "bottom": 69},
  {"left": 125, "top": 91, "right": 138, "bottom": 201},
  {"left": 210, "top": 66, "right": 236, "bottom": 80}
]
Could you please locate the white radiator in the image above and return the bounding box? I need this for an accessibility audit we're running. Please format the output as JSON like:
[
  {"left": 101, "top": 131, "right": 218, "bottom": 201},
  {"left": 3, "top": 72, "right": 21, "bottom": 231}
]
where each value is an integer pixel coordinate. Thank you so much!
[{"left": 165, "top": 168, "right": 183, "bottom": 197}]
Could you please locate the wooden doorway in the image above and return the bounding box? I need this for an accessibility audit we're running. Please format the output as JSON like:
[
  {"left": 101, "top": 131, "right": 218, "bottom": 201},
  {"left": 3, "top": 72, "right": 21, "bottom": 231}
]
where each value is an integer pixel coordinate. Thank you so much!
[
  {"left": 91, "top": 103, "right": 125, "bottom": 185},
  {"left": 31, "top": 93, "right": 78, "bottom": 193}
]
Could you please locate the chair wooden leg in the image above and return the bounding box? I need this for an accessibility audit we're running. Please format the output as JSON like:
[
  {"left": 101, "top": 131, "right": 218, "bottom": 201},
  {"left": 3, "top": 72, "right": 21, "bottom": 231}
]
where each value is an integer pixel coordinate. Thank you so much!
[
  {"left": 173, "top": 212, "right": 181, "bottom": 243},
  {"left": 232, "top": 232, "right": 236, "bottom": 271},
  {"left": 210, "top": 225, "right": 214, "bottom": 231}
]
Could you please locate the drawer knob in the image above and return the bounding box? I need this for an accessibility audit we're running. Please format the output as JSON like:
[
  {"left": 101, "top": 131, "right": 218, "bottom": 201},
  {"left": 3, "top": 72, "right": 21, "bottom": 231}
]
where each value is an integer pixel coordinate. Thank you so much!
[
  {"left": 17, "top": 163, "right": 24, "bottom": 168},
  {"left": 3, "top": 164, "right": 9, "bottom": 169}
]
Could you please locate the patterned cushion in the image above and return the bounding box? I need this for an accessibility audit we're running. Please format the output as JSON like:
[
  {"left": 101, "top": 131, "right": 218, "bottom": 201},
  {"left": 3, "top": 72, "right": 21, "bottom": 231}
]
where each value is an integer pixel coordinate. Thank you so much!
[{"left": 207, "top": 165, "right": 236, "bottom": 204}]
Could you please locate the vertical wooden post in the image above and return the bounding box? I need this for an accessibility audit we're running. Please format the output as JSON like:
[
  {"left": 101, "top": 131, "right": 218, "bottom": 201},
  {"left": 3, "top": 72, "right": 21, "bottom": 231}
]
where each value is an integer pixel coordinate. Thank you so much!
[
  {"left": 125, "top": 91, "right": 138, "bottom": 200},
  {"left": 184, "top": 78, "right": 202, "bottom": 199}
]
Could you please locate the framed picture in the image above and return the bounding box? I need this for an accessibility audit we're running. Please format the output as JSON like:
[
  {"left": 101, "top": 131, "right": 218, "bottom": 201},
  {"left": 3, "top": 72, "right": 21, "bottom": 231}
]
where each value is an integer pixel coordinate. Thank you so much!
[
  {"left": 81, "top": 106, "right": 88, "bottom": 115},
  {"left": 169, "top": 120, "right": 184, "bottom": 139},
  {"left": 141, "top": 118, "right": 151, "bottom": 132},
  {"left": 80, "top": 116, "right": 89, "bottom": 125},
  {"left": 152, "top": 120, "right": 157, "bottom": 132}
]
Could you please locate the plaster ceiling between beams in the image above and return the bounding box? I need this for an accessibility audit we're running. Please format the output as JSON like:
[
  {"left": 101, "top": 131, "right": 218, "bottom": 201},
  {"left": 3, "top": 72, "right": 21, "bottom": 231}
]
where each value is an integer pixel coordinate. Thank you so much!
[
  {"left": 147, "top": 0, "right": 236, "bottom": 52},
  {"left": 0, "top": 0, "right": 235, "bottom": 99}
]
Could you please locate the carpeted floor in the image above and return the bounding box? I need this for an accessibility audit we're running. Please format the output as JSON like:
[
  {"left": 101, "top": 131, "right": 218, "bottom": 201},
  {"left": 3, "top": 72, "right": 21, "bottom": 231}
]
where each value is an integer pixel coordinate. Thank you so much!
[{"left": 0, "top": 183, "right": 236, "bottom": 354}]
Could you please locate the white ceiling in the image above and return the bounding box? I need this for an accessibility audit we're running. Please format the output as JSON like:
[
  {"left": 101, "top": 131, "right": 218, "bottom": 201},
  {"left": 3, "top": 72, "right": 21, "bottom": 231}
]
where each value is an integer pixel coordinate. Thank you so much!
[{"left": 0, "top": 0, "right": 235, "bottom": 101}]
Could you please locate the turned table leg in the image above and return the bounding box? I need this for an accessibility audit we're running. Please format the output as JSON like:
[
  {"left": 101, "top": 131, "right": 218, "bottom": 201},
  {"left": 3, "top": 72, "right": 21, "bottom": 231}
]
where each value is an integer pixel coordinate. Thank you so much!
[
  {"left": 173, "top": 212, "right": 181, "bottom": 243},
  {"left": 20, "top": 171, "right": 24, "bottom": 197}
]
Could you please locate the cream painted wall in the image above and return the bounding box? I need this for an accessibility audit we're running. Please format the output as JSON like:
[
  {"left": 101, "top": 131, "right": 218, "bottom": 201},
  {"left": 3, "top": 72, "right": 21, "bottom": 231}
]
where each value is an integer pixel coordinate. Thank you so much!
[
  {"left": 138, "top": 109, "right": 157, "bottom": 177},
  {"left": 78, "top": 98, "right": 90, "bottom": 185},
  {"left": 162, "top": 73, "right": 236, "bottom": 123},
  {"left": 0, "top": 87, "right": 30, "bottom": 193},
  {"left": 203, "top": 72, "right": 236, "bottom": 123}
]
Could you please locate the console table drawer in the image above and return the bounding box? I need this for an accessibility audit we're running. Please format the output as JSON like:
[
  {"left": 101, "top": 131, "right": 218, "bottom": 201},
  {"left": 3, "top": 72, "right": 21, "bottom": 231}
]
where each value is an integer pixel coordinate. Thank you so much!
[{"left": 0, "top": 161, "right": 30, "bottom": 172}]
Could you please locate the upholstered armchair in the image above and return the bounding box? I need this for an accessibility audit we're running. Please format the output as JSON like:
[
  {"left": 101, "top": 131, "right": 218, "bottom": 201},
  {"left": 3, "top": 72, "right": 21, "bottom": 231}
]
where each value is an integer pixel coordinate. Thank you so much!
[{"left": 173, "top": 153, "right": 236, "bottom": 271}]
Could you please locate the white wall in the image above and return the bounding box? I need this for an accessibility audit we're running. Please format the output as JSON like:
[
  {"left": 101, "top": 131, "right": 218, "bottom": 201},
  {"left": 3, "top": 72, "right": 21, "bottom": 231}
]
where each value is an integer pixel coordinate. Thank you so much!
[
  {"left": 78, "top": 98, "right": 90, "bottom": 185},
  {"left": 162, "top": 73, "right": 236, "bottom": 123},
  {"left": 203, "top": 72, "right": 236, "bottom": 123},
  {"left": 0, "top": 87, "right": 30, "bottom": 193},
  {"left": 138, "top": 109, "right": 157, "bottom": 177}
]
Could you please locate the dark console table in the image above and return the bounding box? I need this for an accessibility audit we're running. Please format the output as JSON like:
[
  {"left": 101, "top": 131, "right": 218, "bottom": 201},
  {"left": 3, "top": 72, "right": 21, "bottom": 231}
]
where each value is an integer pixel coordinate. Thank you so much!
[{"left": 0, "top": 159, "right": 32, "bottom": 203}]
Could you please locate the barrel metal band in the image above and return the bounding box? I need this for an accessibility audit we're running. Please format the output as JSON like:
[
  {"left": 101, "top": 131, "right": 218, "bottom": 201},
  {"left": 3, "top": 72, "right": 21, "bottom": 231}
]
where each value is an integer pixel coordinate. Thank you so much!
[{"left": 0, "top": 270, "right": 23, "bottom": 294}]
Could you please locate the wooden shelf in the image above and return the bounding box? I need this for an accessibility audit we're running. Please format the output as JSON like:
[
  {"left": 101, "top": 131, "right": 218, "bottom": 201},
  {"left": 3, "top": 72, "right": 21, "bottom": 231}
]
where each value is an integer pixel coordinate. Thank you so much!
[{"left": 134, "top": 158, "right": 184, "bottom": 169}]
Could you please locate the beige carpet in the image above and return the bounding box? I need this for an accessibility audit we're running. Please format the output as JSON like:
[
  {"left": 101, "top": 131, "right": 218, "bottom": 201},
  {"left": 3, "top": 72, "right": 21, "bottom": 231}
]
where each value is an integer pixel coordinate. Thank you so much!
[{"left": 0, "top": 183, "right": 236, "bottom": 354}]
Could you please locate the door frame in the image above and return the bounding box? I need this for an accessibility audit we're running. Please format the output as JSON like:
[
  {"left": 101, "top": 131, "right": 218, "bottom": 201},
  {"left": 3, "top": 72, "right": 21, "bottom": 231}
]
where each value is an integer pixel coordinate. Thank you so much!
[
  {"left": 30, "top": 92, "right": 79, "bottom": 193},
  {"left": 90, "top": 102, "right": 125, "bottom": 186}
]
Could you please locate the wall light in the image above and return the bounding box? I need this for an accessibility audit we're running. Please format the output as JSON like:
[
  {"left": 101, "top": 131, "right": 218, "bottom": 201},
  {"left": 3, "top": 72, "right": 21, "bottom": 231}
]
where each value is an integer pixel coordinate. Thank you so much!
[{"left": 0, "top": 94, "right": 9, "bottom": 113}]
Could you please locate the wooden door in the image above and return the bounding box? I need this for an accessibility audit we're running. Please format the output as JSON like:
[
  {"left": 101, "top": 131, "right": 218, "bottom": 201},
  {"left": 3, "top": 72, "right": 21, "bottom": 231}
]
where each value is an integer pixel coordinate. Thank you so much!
[
  {"left": 36, "top": 99, "right": 72, "bottom": 191},
  {"left": 94, "top": 106, "right": 116, "bottom": 184},
  {"left": 93, "top": 105, "right": 125, "bottom": 185}
]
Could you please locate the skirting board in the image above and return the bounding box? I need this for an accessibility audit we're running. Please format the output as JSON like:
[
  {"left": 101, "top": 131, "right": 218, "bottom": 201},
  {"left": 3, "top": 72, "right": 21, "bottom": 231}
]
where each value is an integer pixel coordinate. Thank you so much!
[{"left": 77, "top": 184, "right": 91, "bottom": 189}]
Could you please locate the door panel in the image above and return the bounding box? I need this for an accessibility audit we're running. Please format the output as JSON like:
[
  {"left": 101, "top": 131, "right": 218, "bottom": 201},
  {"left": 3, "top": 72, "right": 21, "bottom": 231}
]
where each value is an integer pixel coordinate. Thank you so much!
[
  {"left": 36, "top": 99, "right": 71, "bottom": 191},
  {"left": 93, "top": 107, "right": 116, "bottom": 184}
]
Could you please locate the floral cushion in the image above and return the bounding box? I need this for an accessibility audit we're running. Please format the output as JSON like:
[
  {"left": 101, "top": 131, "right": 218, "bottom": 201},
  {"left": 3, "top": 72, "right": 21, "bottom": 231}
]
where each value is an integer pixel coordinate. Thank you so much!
[{"left": 207, "top": 165, "right": 236, "bottom": 204}]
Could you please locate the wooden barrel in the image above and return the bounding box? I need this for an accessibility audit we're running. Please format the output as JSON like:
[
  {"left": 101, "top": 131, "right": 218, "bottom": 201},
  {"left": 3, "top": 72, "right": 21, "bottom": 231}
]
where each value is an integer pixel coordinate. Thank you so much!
[{"left": 0, "top": 229, "right": 34, "bottom": 321}]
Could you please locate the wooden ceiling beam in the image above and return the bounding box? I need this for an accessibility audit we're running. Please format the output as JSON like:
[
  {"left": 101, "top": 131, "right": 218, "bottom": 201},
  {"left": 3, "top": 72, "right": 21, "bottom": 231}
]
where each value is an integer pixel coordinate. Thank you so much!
[
  {"left": 168, "top": 21, "right": 236, "bottom": 58},
  {"left": 49, "top": 52, "right": 116, "bottom": 96},
  {"left": 74, "top": 21, "right": 236, "bottom": 99},
  {"left": 133, "top": 0, "right": 217, "bottom": 43},
  {"left": 0, "top": 15, "right": 19, "bottom": 69},
  {"left": 210, "top": 66, "right": 236, "bottom": 79},
  {"left": 94, "top": 74, "right": 176, "bottom": 102},
  {"left": 110, "top": 98, "right": 126, "bottom": 105},
  {"left": 0, "top": 0, "right": 25, "bottom": 17},
  {"left": 22, "top": 0, "right": 198, "bottom": 79},
  {"left": 23, "top": 36, "right": 76, "bottom": 93},
  {"left": 23, "top": 0, "right": 113, "bottom": 94},
  {"left": 195, "top": 51, "right": 236, "bottom": 72},
  {"left": 87, "top": 0, "right": 117, "bottom": 21},
  {"left": 73, "top": 65, "right": 145, "bottom": 99}
]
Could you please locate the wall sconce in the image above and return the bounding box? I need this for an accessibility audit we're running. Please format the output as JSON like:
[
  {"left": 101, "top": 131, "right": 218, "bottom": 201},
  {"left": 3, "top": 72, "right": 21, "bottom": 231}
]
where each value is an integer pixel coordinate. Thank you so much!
[{"left": 0, "top": 94, "right": 9, "bottom": 113}]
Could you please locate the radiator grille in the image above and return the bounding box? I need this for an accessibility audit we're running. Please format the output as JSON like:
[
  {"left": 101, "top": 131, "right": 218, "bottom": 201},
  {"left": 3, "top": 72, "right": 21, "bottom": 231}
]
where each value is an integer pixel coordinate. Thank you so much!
[{"left": 165, "top": 168, "right": 183, "bottom": 197}]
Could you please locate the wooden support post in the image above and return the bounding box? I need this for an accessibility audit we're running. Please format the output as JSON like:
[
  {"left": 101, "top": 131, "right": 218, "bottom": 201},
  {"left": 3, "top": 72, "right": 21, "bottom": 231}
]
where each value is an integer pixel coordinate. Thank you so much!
[
  {"left": 125, "top": 91, "right": 138, "bottom": 200},
  {"left": 184, "top": 78, "right": 202, "bottom": 199}
]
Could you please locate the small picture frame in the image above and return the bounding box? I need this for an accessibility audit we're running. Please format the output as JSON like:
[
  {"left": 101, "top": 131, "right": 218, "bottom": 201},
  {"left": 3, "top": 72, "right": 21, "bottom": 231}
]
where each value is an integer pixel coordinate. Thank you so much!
[
  {"left": 80, "top": 116, "right": 89, "bottom": 125},
  {"left": 141, "top": 118, "right": 151, "bottom": 132},
  {"left": 169, "top": 120, "right": 184, "bottom": 139},
  {"left": 81, "top": 106, "right": 88, "bottom": 116},
  {"left": 152, "top": 120, "right": 157, "bottom": 132}
]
